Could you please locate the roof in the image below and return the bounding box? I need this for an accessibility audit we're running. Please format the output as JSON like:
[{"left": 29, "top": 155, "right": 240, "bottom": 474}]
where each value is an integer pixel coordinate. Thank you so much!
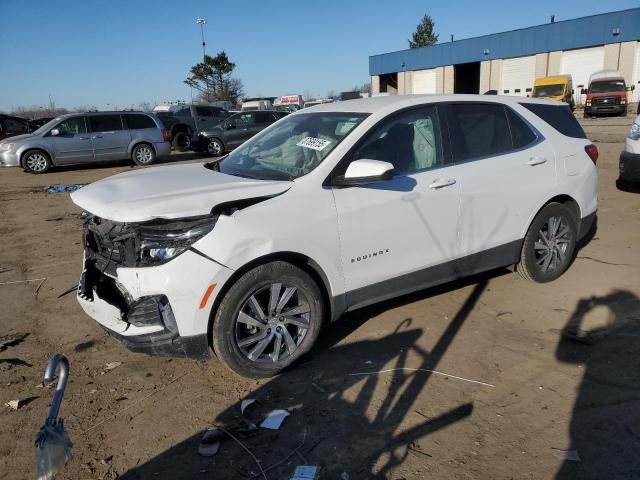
[
  {"left": 296, "top": 94, "right": 560, "bottom": 116},
  {"left": 370, "top": 8, "right": 640, "bottom": 76},
  {"left": 534, "top": 75, "right": 572, "bottom": 84}
]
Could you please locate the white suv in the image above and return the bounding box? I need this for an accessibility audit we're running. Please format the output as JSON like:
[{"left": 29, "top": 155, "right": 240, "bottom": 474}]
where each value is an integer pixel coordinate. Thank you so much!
[{"left": 71, "top": 95, "right": 598, "bottom": 378}]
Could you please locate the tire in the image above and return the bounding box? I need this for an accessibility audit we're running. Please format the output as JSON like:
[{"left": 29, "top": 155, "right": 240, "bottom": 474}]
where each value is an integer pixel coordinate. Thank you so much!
[
  {"left": 171, "top": 131, "right": 190, "bottom": 151},
  {"left": 518, "top": 202, "right": 578, "bottom": 283},
  {"left": 131, "top": 143, "right": 156, "bottom": 166},
  {"left": 23, "top": 149, "right": 51, "bottom": 174},
  {"left": 206, "top": 137, "right": 224, "bottom": 157},
  {"left": 212, "top": 261, "right": 324, "bottom": 378}
]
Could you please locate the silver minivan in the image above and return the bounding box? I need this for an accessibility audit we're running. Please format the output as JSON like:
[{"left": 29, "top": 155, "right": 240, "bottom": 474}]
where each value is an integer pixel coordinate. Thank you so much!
[{"left": 0, "top": 111, "right": 171, "bottom": 173}]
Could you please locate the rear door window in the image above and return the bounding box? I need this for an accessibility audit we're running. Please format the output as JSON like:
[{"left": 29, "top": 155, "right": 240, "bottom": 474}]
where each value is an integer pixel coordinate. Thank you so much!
[
  {"left": 196, "top": 106, "right": 213, "bottom": 117},
  {"left": 254, "top": 112, "right": 272, "bottom": 124},
  {"left": 506, "top": 108, "right": 537, "bottom": 148},
  {"left": 89, "top": 115, "right": 124, "bottom": 132},
  {"left": 126, "top": 114, "right": 156, "bottom": 129},
  {"left": 447, "top": 103, "right": 511, "bottom": 161},
  {"left": 520, "top": 103, "right": 586, "bottom": 139}
]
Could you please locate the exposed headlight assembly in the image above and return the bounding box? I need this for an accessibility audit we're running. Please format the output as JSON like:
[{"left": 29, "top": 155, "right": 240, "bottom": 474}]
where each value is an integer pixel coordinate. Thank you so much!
[
  {"left": 629, "top": 123, "right": 640, "bottom": 141},
  {"left": 0, "top": 143, "right": 16, "bottom": 151},
  {"left": 137, "top": 217, "right": 217, "bottom": 266}
]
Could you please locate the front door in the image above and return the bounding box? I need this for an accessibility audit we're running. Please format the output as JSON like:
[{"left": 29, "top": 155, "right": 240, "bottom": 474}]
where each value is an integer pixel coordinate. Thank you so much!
[
  {"left": 48, "top": 116, "right": 93, "bottom": 164},
  {"left": 88, "top": 114, "right": 131, "bottom": 162},
  {"left": 330, "top": 104, "right": 461, "bottom": 308},
  {"left": 225, "top": 112, "right": 256, "bottom": 148}
]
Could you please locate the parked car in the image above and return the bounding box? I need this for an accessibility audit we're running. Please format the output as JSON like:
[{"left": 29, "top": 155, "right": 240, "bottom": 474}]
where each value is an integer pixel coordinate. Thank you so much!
[
  {"left": 0, "top": 111, "right": 170, "bottom": 173},
  {"left": 28, "top": 117, "right": 54, "bottom": 131},
  {"left": 0, "top": 114, "right": 30, "bottom": 140},
  {"left": 153, "top": 104, "right": 229, "bottom": 151},
  {"left": 531, "top": 75, "right": 574, "bottom": 110},
  {"left": 619, "top": 114, "right": 640, "bottom": 184},
  {"left": 582, "top": 70, "right": 634, "bottom": 118},
  {"left": 70, "top": 95, "right": 597, "bottom": 378},
  {"left": 191, "top": 110, "right": 288, "bottom": 156}
]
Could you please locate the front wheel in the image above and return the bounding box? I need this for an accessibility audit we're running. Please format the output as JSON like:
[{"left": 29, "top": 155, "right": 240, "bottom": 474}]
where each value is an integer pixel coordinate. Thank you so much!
[
  {"left": 212, "top": 261, "right": 323, "bottom": 378},
  {"left": 23, "top": 150, "right": 51, "bottom": 174},
  {"left": 518, "top": 203, "right": 577, "bottom": 283},
  {"left": 206, "top": 138, "right": 224, "bottom": 157},
  {"left": 132, "top": 144, "right": 156, "bottom": 166}
]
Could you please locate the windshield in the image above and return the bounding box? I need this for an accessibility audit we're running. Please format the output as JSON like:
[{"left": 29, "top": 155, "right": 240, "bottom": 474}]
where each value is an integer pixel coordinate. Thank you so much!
[
  {"left": 532, "top": 84, "right": 564, "bottom": 98},
  {"left": 589, "top": 80, "right": 625, "bottom": 93},
  {"left": 33, "top": 117, "right": 62, "bottom": 135},
  {"left": 209, "top": 112, "right": 368, "bottom": 180}
]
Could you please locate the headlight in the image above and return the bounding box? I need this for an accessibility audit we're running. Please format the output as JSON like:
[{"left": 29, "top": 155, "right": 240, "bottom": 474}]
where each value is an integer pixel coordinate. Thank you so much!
[
  {"left": 628, "top": 123, "right": 640, "bottom": 141},
  {"left": 137, "top": 217, "right": 217, "bottom": 266},
  {"left": 620, "top": 99, "right": 626, "bottom": 105},
  {"left": 585, "top": 100, "right": 592, "bottom": 106},
  {"left": 0, "top": 143, "right": 16, "bottom": 151}
]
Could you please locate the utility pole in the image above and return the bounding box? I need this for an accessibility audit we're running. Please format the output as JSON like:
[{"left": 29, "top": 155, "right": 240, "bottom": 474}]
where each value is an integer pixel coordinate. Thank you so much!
[{"left": 196, "top": 18, "right": 207, "bottom": 60}]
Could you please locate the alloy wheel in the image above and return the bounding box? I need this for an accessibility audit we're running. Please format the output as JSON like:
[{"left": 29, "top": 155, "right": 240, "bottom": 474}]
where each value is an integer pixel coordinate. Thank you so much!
[
  {"left": 26, "top": 153, "right": 48, "bottom": 172},
  {"left": 207, "top": 140, "right": 222, "bottom": 156},
  {"left": 135, "top": 146, "right": 153, "bottom": 164},
  {"left": 234, "top": 282, "right": 311, "bottom": 363},
  {"left": 534, "top": 215, "right": 572, "bottom": 273}
]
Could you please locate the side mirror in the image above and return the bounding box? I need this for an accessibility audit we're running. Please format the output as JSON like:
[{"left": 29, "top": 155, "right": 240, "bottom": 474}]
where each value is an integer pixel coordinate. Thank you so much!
[
  {"left": 226, "top": 122, "right": 236, "bottom": 130},
  {"left": 332, "top": 159, "right": 395, "bottom": 186},
  {"left": 50, "top": 128, "right": 60, "bottom": 136},
  {"left": 580, "top": 88, "right": 587, "bottom": 95}
]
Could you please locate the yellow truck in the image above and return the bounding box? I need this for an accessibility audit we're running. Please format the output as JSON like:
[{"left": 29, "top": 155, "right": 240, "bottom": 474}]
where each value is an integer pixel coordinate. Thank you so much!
[{"left": 531, "top": 75, "right": 574, "bottom": 111}]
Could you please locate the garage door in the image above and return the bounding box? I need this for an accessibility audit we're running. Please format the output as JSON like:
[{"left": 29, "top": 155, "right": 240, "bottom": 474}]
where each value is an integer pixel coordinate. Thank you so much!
[
  {"left": 632, "top": 42, "right": 640, "bottom": 103},
  {"left": 561, "top": 47, "right": 604, "bottom": 106},
  {"left": 501, "top": 56, "right": 536, "bottom": 97},
  {"left": 412, "top": 69, "right": 437, "bottom": 94}
]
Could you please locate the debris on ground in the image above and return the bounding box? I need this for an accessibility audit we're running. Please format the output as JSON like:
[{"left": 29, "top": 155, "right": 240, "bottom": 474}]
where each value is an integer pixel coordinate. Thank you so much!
[
  {"left": 290, "top": 465, "right": 319, "bottom": 479},
  {"left": 46, "top": 184, "right": 84, "bottom": 194},
  {"left": 0, "top": 358, "right": 32, "bottom": 367},
  {"left": 260, "top": 409, "right": 290, "bottom": 430},
  {"left": 198, "top": 428, "right": 222, "bottom": 457},
  {"left": 101, "top": 362, "right": 122, "bottom": 374},
  {"left": 551, "top": 448, "right": 581, "bottom": 462},
  {"left": 0, "top": 332, "right": 28, "bottom": 352},
  {"left": 5, "top": 399, "right": 22, "bottom": 410}
]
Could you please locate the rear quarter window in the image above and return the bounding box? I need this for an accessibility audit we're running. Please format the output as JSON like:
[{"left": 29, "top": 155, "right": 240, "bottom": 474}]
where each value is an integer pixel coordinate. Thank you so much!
[
  {"left": 520, "top": 103, "right": 586, "bottom": 139},
  {"left": 126, "top": 114, "right": 157, "bottom": 129}
]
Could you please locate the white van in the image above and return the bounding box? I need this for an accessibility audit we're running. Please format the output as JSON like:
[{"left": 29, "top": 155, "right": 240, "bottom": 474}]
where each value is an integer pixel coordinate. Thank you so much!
[{"left": 241, "top": 99, "right": 273, "bottom": 111}]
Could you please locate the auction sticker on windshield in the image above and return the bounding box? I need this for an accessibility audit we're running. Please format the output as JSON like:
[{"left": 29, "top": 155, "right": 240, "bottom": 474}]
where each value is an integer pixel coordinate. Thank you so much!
[{"left": 296, "top": 137, "right": 331, "bottom": 151}]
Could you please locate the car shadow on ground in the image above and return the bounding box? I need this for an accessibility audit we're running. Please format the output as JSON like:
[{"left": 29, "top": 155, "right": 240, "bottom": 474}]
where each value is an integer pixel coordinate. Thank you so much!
[
  {"left": 555, "top": 289, "right": 640, "bottom": 479},
  {"left": 119, "top": 271, "right": 504, "bottom": 479}
]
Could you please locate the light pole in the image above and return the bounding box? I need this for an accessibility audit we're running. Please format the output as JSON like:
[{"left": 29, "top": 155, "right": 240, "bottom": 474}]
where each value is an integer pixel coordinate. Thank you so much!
[{"left": 196, "top": 18, "right": 207, "bottom": 61}]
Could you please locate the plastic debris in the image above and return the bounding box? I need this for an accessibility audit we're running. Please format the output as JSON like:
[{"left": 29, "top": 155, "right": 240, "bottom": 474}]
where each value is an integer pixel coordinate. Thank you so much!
[
  {"left": 551, "top": 448, "right": 581, "bottom": 462},
  {"left": 290, "top": 465, "right": 319, "bottom": 479},
  {"left": 46, "top": 185, "right": 84, "bottom": 194},
  {"left": 198, "top": 428, "right": 222, "bottom": 457},
  {"left": 6, "top": 399, "right": 21, "bottom": 410},
  {"left": 260, "top": 409, "right": 290, "bottom": 430},
  {"left": 241, "top": 398, "right": 256, "bottom": 415},
  {"left": 101, "top": 361, "right": 122, "bottom": 374}
]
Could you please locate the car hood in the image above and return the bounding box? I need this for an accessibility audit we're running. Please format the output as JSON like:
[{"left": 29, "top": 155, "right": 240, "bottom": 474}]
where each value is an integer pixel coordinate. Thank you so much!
[
  {"left": 1, "top": 133, "right": 34, "bottom": 144},
  {"left": 71, "top": 163, "right": 293, "bottom": 222}
]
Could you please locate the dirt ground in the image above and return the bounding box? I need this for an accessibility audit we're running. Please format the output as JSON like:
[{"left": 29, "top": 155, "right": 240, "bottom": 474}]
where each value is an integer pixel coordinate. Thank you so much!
[{"left": 1, "top": 114, "right": 639, "bottom": 480}]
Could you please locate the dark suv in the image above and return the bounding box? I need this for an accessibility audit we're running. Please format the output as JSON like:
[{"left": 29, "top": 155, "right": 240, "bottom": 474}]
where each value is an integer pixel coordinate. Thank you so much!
[
  {"left": 191, "top": 110, "right": 287, "bottom": 156},
  {"left": 0, "top": 114, "right": 30, "bottom": 140}
]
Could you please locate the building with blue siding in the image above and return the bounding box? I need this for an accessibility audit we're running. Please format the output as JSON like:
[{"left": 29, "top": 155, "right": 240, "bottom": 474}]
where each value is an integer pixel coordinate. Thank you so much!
[{"left": 369, "top": 9, "right": 640, "bottom": 105}]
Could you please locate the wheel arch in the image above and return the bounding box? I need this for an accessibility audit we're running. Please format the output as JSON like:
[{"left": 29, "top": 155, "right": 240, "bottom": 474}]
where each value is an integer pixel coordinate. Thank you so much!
[
  {"left": 206, "top": 251, "right": 337, "bottom": 349},
  {"left": 20, "top": 147, "right": 53, "bottom": 167},
  {"left": 523, "top": 194, "right": 581, "bottom": 238},
  {"left": 128, "top": 141, "right": 155, "bottom": 158}
]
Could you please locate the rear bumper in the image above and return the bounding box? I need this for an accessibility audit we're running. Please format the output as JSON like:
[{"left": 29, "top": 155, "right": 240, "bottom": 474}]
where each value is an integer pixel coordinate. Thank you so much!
[
  {"left": 619, "top": 151, "right": 640, "bottom": 182},
  {"left": 154, "top": 141, "right": 171, "bottom": 157},
  {"left": 578, "top": 212, "right": 597, "bottom": 240},
  {"left": 585, "top": 104, "right": 625, "bottom": 115}
]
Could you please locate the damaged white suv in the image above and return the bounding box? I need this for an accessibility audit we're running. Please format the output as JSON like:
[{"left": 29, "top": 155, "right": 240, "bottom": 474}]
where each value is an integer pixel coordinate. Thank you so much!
[{"left": 72, "top": 95, "right": 598, "bottom": 378}]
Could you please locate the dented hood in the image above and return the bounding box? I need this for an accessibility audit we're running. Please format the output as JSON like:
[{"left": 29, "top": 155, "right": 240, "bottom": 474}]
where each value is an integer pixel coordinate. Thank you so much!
[{"left": 71, "top": 163, "right": 293, "bottom": 222}]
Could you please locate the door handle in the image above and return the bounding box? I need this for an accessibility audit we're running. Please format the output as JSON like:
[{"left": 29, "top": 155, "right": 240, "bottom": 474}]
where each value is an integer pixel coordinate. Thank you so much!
[
  {"left": 527, "top": 157, "right": 547, "bottom": 166},
  {"left": 91, "top": 135, "right": 102, "bottom": 139},
  {"left": 79, "top": 136, "right": 90, "bottom": 140},
  {"left": 429, "top": 178, "right": 456, "bottom": 189}
]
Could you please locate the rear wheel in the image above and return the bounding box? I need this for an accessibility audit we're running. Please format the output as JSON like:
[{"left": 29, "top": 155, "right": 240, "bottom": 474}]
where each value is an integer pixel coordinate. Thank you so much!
[
  {"left": 23, "top": 150, "right": 51, "bottom": 174},
  {"left": 132, "top": 143, "right": 155, "bottom": 166},
  {"left": 212, "top": 261, "right": 323, "bottom": 378},
  {"left": 518, "top": 202, "right": 577, "bottom": 283},
  {"left": 171, "top": 131, "right": 190, "bottom": 151}
]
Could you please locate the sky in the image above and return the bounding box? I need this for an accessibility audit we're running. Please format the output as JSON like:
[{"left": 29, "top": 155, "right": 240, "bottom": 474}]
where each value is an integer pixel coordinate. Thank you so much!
[{"left": 0, "top": 0, "right": 637, "bottom": 112}]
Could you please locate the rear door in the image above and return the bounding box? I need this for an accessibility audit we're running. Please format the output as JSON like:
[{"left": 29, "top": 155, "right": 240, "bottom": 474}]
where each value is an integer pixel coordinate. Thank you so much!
[
  {"left": 48, "top": 116, "right": 93, "bottom": 164},
  {"left": 444, "top": 102, "right": 555, "bottom": 265},
  {"left": 88, "top": 114, "right": 131, "bottom": 162}
]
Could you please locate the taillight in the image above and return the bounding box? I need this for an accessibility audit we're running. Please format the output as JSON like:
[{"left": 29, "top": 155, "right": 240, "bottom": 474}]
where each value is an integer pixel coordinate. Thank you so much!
[
  {"left": 161, "top": 128, "right": 169, "bottom": 142},
  {"left": 585, "top": 144, "right": 598, "bottom": 165}
]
